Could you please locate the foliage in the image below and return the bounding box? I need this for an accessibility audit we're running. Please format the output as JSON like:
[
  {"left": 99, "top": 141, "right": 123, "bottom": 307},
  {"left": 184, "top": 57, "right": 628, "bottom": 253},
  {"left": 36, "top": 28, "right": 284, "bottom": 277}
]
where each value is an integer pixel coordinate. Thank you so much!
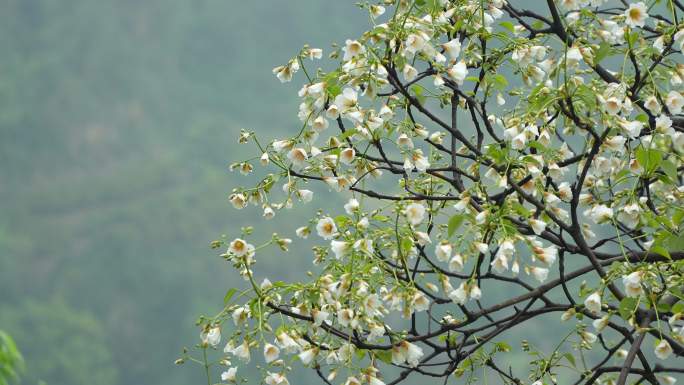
[
  {"left": 0, "top": 331, "right": 23, "bottom": 385},
  {"left": 190, "top": 1, "right": 684, "bottom": 385},
  {"left": 0, "top": 300, "right": 118, "bottom": 385}
]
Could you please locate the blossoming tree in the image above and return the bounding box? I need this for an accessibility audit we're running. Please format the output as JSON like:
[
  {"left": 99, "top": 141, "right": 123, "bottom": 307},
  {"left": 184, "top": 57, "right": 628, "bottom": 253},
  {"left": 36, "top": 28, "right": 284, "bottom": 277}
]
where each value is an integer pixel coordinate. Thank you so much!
[{"left": 184, "top": 1, "right": 684, "bottom": 385}]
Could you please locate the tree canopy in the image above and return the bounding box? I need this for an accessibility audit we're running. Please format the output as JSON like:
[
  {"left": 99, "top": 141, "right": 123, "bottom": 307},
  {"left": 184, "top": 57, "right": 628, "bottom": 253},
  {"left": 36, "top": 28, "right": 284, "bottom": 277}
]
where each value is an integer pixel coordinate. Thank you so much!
[{"left": 188, "top": 1, "right": 684, "bottom": 385}]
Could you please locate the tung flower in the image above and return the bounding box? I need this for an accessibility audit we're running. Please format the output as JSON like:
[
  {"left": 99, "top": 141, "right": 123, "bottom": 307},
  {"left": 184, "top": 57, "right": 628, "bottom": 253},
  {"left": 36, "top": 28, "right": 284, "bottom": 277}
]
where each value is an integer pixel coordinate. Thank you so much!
[
  {"left": 405, "top": 203, "right": 426, "bottom": 225},
  {"left": 625, "top": 2, "right": 648, "bottom": 28},
  {"left": 316, "top": 217, "right": 337, "bottom": 239},
  {"left": 584, "top": 292, "right": 602, "bottom": 314}
]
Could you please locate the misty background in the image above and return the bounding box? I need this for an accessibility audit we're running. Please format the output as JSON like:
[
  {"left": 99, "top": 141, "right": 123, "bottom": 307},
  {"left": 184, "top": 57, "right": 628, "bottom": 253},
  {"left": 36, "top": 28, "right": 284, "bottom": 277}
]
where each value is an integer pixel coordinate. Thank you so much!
[{"left": 0, "top": 1, "right": 365, "bottom": 384}]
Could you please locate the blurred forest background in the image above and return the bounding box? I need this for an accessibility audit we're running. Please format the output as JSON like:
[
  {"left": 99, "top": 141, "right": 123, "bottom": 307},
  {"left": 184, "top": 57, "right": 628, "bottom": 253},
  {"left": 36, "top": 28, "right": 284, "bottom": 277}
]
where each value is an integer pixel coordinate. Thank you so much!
[{"left": 0, "top": 1, "right": 363, "bottom": 384}]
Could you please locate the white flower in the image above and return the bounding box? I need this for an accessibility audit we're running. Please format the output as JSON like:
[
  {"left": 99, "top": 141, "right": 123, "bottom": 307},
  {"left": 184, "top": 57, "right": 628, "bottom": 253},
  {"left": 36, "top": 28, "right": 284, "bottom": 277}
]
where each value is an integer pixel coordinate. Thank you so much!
[
  {"left": 344, "top": 377, "right": 361, "bottom": 385},
  {"left": 469, "top": 284, "right": 482, "bottom": 300},
  {"left": 403, "top": 64, "right": 418, "bottom": 81},
  {"left": 273, "top": 64, "right": 297, "bottom": 83},
  {"left": 529, "top": 218, "right": 547, "bottom": 235},
  {"left": 344, "top": 198, "right": 360, "bottom": 215},
  {"left": 412, "top": 292, "right": 430, "bottom": 312},
  {"left": 449, "top": 254, "right": 464, "bottom": 272},
  {"left": 405, "top": 203, "right": 426, "bottom": 225},
  {"left": 263, "top": 343, "right": 280, "bottom": 363},
  {"left": 287, "top": 148, "right": 308, "bottom": 168},
  {"left": 232, "top": 340, "right": 251, "bottom": 362},
  {"left": 593, "top": 315, "right": 610, "bottom": 332},
  {"left": 312, "top": 116, "right": 329, "bottom": 132},
  {"left": 496, "top": 92, "right": 506, "bottom": 106},
  {"left": 232, "top": 306, "right": 249, "bottom": 325},
  {"left": 491, "top": 240, "right": 514, "bottom": 273},
  {"left": 334, "top": 88, "right": 358, "bottom": 113},
  {"left": 331, "top": 240, "right": 350, "bottom": 259},
  {"left": 353, "top": 238, "right": 374, "bottom": 255},
  {"left": 561, "top": 308, "right": 576, "bottom": 321},
  {"left": 297, "top": 189, "right": 314, "bottom": 203},
  {"left": 311, "top": 309, "right": 329, "bottom": 326},
  {"left": 263, "top": 206, "right": 275, "bottom": 219},
  {"left": 625, "top": 2, "right": 648, "bottom": 28},
  {"left": 340, "top": 148, "right": 356, "bottom": 164},
  {"left": 337, "top": 308, "right": 354, "bottom": 327},
  {"left": 435, "top": 242, "right": 452, "bottom": 262},
  {"left": 447, "top": 61, "right": 468, "bottom": 85},
  {"left": 405, "top": 341, "right": 423, "bottom": 367},
  {"left": 588, "top": 204, "right": 613, "bottom": 224},
  {"left": 307, "top": 48, "right": 323, "bottom": 60},
  {"left": 620, "top": 119, "right": 643, "bottom": 139},
  {"left": 264, "top": 372, "right": 289, "bottom": 385},
  {"left": 404, "top": 33, "right": 428, "bottom": 56},
  {"left": 298, "top": 347, "right": 317, "bottom": 366},
  {"left": 229, "top": 238, "right": 254, "bottom": 257},
  {"left": 603, "top": 96, "right": 622, "bottom": 115},
  {"left": 529, "top": 266, "right": 549, "bottom": 282},
  {"left": 405, "top": 149, "right": 430, "bottom": 172},
  {"left": 533, "top": 246, "right": 557, "bottom": 266},
  {"left": 581, "top": 331, "right": 597, "bottom": 344},
  {"left": 202, "top": 326, "right": 221, "bottom": 347},
  {"left": 622, "top": 271, "right": 644, "bottom": 297},
  {"left": 491, "top": 253, "right": 509, "bottom": 273},
  {"left": 275, "top": 333, "right": 300, "bottom": 353},
  {"left": 342, "top": 39, "right": 365, "bottom": 61},
  {"left": 475, "top": 242, "right": 489, "bottom": 254},
  {"left": 511, "top": 132, "right": 527, "bottom": 150},
  {"left": 655, "top": 339, "right": 673, "bottom": 360},
  {"left": 260, "top": 278, "right": 272, "bottom": 290},
  {"left": 295, "top": 226, "right": 310, "bottom": 239},
  {"left": 221, "top": 367, "right": 238, "bottom": 382},
  {"left": 617, "top": 202, "right": 640, "bottom": 229},
  {"left": 656, "top": 114, "right": 673, "bottom": 133},
  {"left": 666, "top": 91, "right": 684, "bottom": 114},
  {"left": 442, "top": 38, "right": 461, "bottom": 59},
  {"left": 414, "top": 231, "right": 431, "bottom": 246},
  {"left": 370, "top": 5, "right": 385, "bottom": 18},
  {"left": 316, "top": 217, "right": 337, "bottom": 240},
  {"left": 229, "top": 193, "right": 247, "bottom": 209},
  {"left": 565, "top": 46, "right": 583, "bottom": 67},
  {"left": 644, "top": 95, "right": 661, "bottom": 114},
  {"left": 449, "top": 284, "right": 467, "bottom": 305},
  {"left": 584, "top": 292, "right": 602, "bottom": 314},
  {"left": 326, "top": 104, "right": 340, "bottom": 119}
]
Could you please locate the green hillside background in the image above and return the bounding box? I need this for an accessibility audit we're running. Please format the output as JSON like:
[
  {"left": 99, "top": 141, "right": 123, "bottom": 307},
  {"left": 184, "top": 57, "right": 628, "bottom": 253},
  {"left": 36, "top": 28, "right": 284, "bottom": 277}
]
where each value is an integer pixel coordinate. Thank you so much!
[{"left": 0, "top": 1, "right": 364, "bottom": 384}]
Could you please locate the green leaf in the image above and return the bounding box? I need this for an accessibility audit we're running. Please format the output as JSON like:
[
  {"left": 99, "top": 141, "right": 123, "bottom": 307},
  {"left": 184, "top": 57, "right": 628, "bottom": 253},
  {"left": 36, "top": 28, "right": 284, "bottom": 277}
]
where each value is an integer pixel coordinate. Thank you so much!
[
  {"left": 223, "top": 288, "right": 237, "bottom": 304},
  {"left": 338, "top": 128, "right": 358, "bottom": 141},
  {"left": 663, "top": 233, "right": 684, "bottom": 251},
  {"left": 375, "top": 350, "right": 392, "bottom": 364},
  {"left": 650, "top": 245, "right": 671, "bottom": 260},
  {"left": 672, "top": 302, "right": 684, "bottom": 314},
  {"left": 594, "top": 42, "right": 611, "bottom": 64},
  {"left": 619, "top": 297, "right": 638, "bottom": 320},
  {"left": 448, "top": 215, "right": 464, "bottom": 238},
  {"left": 635, "top": 147, "right": 662, "bottom": 173},
  {"left": 662, "top": 159, "right": 678, "bottom": 181},
  {"left": 499, "top": 21, "right": 515, "bottom": 33},
  {"left": 563, "top": 352, "right": 576, "bottom": 367},
  {"left": 491, "top": 74, "right": 508, "bottom": 90},
  {"left": 495, "top": 341, "right": 511, "bottom": 352}
]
